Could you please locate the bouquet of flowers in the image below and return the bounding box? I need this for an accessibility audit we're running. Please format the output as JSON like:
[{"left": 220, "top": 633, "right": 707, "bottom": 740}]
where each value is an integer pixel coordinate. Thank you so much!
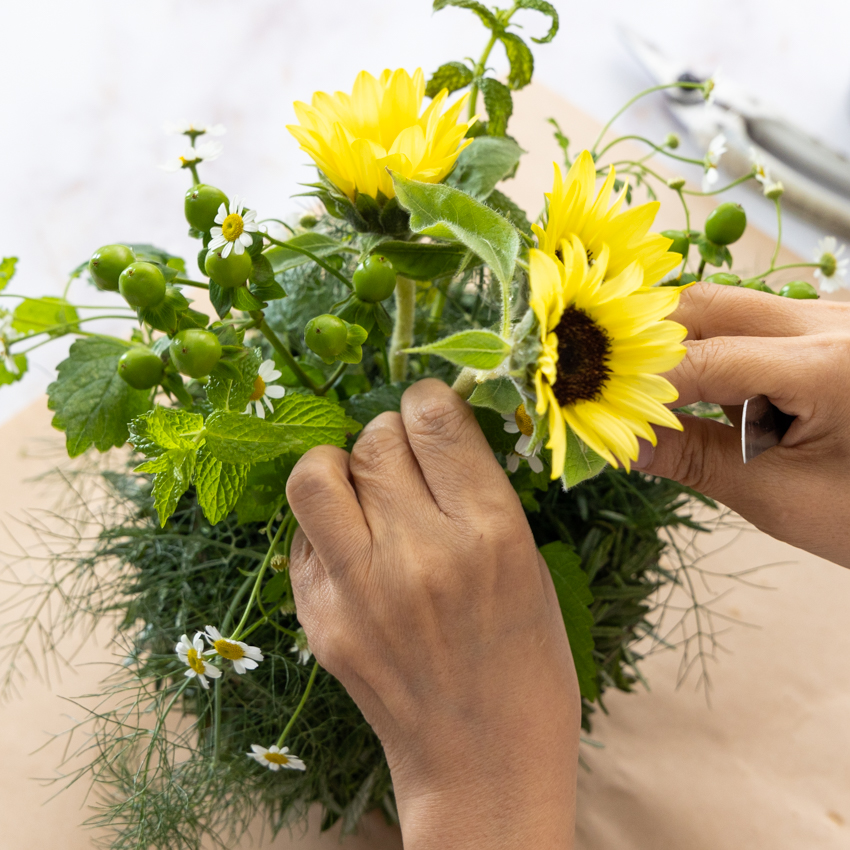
[{"left": 1, "top": 2, "right": 842, "bottom": 847}]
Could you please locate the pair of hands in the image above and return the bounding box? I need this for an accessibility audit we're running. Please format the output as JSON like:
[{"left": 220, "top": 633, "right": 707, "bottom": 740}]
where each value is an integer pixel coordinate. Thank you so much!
[{"left": 286, "top": 283, "right": 850, "bottom": 847}]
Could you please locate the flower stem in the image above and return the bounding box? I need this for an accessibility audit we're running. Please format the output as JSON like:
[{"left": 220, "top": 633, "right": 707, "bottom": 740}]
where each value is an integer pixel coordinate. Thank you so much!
[
  {"left": 595, "top": 134, "right": 706, "bottom": 166},
  {"left": 468, "top": 31, "right": 499, "bottom": 122},
  {"left": 276, "top": 660, "right": 320, "bottom": 748},
  {"left": 389, "top": 275, "right": 417, "bottom": 382},
  {"left": 254, "top": 315, "right": 320, "bottom": 393},
  {"left": 740, "top": 261, "right": 820, "bottom": 284},
  {"left": 452, "top": 367, "right": 477, "bottom": 399},
  {"left": 317, "top": 361, "right": 347, "bottom": 395},
  {"left": 173, "top": 276, "right": 209, "bottom": 290},
  {"left": 770, "top": 196, "right": 783, "bottom": 270},
  {"left": 264, "top": 234, "right": 352, "bottom": 290}
]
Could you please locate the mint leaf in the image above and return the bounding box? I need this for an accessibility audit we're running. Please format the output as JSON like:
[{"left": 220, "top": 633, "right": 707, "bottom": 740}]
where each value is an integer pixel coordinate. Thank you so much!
[
  {"left": 433, "top": 0, "right": 500, "bottom": 30},
  {"left": 12, "top": 297, "right": 79, "bottom": 336},
  {"left": 343, "top": 382, "right": 411, "bottom": 426},
  {"left": 129, "top": 406, "right": 204, "bottom": 455},
  {"left": 392, "top": 173, "right": 520, "bottom": 292},
  {"left": 269, "top": 392, "right": 363, "bottom": 449},
  {"left": 205, "top": 410, "right": 304, "bottom": 464},
  {"left": 207, "top": 348, "right": 262, "bottom": 412},
  {"left": 194, "top": 447, "right": 249, "bottom": 525},
  {"left": 539, "top": 541, "right": 597, "bottom": 701},
  {"left": 406, "top": 330, "right": 510, "bottom": 370},
  {"left": 562, "top": 426, "right": 607, "bottom": 489},
  {"left": 0, "top": 257, "right": 18, "bottom": 292},
  {"left": 136, "top": 448, "right": 196, "bottom": 527},
  {"left": 515, "top": 0, "right": 559, "bottom": 42},
  {"left": 500, "top": 32, "right": 534, "bottom": 89},
  {"left": 446, "top": 136, "right": 523, "bottom": 200},
  {"left": 48, "top": 337, "right": 152, "bottom": 456},
  {"left": 0, "top": 353, "right": 27, "bottom": 386},
  {"left": 468, "top": 377, "right": 522, "bottom": 415},
  {"left": 425, "top": 61, "right": 474, "bottom": 97},
  {"left": 479, "top": 77, "right": 513, "bottom": 136}
]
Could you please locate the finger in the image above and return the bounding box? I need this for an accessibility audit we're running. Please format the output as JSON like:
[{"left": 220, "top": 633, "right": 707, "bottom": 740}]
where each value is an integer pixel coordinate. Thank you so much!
[
  {"left": 288, "top": 527, "right": 329, "bottom": 608},
  {"left": 672, "top": 282, "right": 831, "bottom": 340},
  {"left": 286, "top": 445, "right": 371, "bottom": 580},
  {"left": 349, "top": 410, "right": 438, "bottom": 532},
  {"left": 400, "top": 378, "right": 514, "bottom": 515},
  {"left": 665, "top": 335, "right": 828, "bottom": 415}
]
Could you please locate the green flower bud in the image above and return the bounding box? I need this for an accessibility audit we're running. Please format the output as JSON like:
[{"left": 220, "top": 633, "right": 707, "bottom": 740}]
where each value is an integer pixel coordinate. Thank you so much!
[
  {"left": 119, "top": 262, "right": 167, "bottom": 308},
  {"left": 704, "top": 202, "right": 747, "bottom": 246},
  {"left": 704, "top": 272, "right": 741, "bottom": 286},
  {"left": 169, "top": 328, "right": 223, "bottom": 378},
  {"left": 352, "top": 255, "right": 397, "bottom": 302},
  {"left": 185, "top": 184, "right": 229, "bottom": 233},
  {"left": 299, "top": 213, "right": 318, "bottom": 229},
  {"left": 764, "top": 181, "right": 785, "bottom": 200},
  {"left": 667, "top": 176, "right": 686, "bottom": 190},
  {"left": 664, "top": 133, "right": 680, "bottom": 150},
  {"left": 778, "top": 280, "right": 819, "bottom": 300},
  {"left": 304, "top": 314, "right": 348, "bottom": 360},
  {"left": 89, "top": 244, "right": 135, "bottom": 291},
  {"left": 117, "top": 347, "right": 164, "bottom": 389}
]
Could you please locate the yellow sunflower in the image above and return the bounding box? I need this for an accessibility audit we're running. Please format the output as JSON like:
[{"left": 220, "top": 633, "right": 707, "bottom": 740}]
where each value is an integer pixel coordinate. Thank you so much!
[
  {"left": 287, "top": 68, "right": 475, "bottom": 202},
  {"left": 533, "top": 150, "right": 682, "bottom": 286},
  {"left": 529, "top": 241, "right": 687, "bottom": 478}
]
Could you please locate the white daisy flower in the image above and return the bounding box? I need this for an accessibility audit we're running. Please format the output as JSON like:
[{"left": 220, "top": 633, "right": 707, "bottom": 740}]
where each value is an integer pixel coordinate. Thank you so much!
[
  {"left": 247, "top": 744, "right": 306, "bottom": 772},
  {"left": 161, "top": 141, "right": 223, "bottom": 173},
  {"left": 164, "top": 121, "right": 226, "bottom": 137},
  {"left": 176, "top": 632, "right": 222, "bottom": 690},
  {"left": 209, "top": 197, "right": 260, "bottom": 258},
  {"left": 702, "top": 133, "right": 727, "bottom": 192},
  {"left": 203, "top": 625, "right": 263, "bottom": 674},
  {"left": 243, "top": 359, "right": 286, "bottom": 419},
  {"left": 750, "top": 146, "right": 771, "bottom": 187},
  {"left": 813, "top": 236, "right": 849, "bottom": 293},
  {"left": 502, "top": 405, "right": 544, "bottom": 474},
  {"left": 703, "top": 70, "right": 721, "bottom": 105},
  {"left": 291, "top": 627, "right": 312, "bottom": 666}
]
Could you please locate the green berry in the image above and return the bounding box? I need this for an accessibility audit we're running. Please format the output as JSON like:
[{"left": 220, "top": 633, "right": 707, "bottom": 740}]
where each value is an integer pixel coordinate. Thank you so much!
[
  {"left": 304, "top": 314, "right": 348, "bottom": 360},
  {"left": 661, "top": 230, "right": 689, "bottom": 258},
  {"left": 778, "top": 280, "right": 819, "bottom": 300},
  {"left": 185, "top": 184, "right": 229, "bottom": 233},
  {"left": 89, "top": 244, "right": 135, "bottom": 291},
  {"left": 299, "top": 213, "right": 318, "bottom": 229},
  {"left": 743, "top": 281, "right": 775, "bottom": 294},
  {"left": 704, "top": 272, "right": 741, "bottom": 286},
  {"left": 119, "top": 262, "right": 166, "bottom": 308},
  {"left": 352, "top": 255, "right": 397, "bottom": 303},
  {"left": 117, "top": 347, "right": 164, "bottom": 390},
  {"left": 169, "top": 329, "right": 222, "bottom": 379},
  {"left": 704, "top": 202, "right": 747, "bottom": 246},
  {"left": 204, "top": 248, "right": 253, "bottom": 289}
]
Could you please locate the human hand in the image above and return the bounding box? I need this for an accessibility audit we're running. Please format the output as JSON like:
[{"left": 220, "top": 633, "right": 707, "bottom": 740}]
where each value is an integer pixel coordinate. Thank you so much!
[
  {"left": 286, "top": 379, "right": 580, "bottom": 850},
  {"left": 635, "top": 283, "right": 850, "bottom": 568}
]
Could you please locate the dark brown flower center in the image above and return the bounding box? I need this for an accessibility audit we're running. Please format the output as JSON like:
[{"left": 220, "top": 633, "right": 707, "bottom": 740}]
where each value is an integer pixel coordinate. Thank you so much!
[{"left": 552, "top": 306, "right": 611, "bottom": 406}]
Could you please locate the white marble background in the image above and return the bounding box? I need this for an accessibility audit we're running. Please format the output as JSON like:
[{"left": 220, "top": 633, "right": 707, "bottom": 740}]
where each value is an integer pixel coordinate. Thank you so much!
[{"left": 2, "top": 0, "right": 849, "bottom": 425}]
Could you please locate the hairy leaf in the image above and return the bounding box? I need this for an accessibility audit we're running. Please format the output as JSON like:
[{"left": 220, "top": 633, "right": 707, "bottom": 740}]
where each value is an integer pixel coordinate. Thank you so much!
[
  {"left": 539, "top": 541, "right": 597, "bottom": 700},
  {"left": 12, "top": 297, "right": 79, "bottom": 336},
  {"left": 515, "top": 0, "right": 559, "bottom": 42},
  {"left": 468, "top": 376, "right": 522, "bottom": 414},
  {"left": 446, "top": 136, "right": 523, "bottom": 200},
  {"left": 479, "top": 77, "right": 513, "bottom": 136},
  {"left": 425, "top": 61, "right": 474, "bottom": 98},
  {"left": 371, "top": 241, "right": 475, "bottom": 281},
  {"left": 485, "top": 188, "right": 532, "bottom": 234},
  {"left": 500, "top": 32, "right": 534, "bottom": 89},
  {"left": 392, "top": 173, "right": 520, "bottom": 291},
  {"left": 135, "top": 448, "right": 197, "bottom": 527},
  {"left": 47, "top": 337, "right": 151, "bottom": 456},
  {"left": 562, "top": 426, "right": 608, "bottom": 488},
  {"left": 405, "top": 329, "right": 510, "bottom": 370},
  {"left": 205, "top": 410, "right": 304, "bottom": 464},
  {"left": 269, "top": 392, "right": 363, "bottom": 449},
  {"left": 0, "top": 257, "right": 17, "bottom": 291},
  {"left": 194, "top": 447, "right": 249, "bottom": 525}
]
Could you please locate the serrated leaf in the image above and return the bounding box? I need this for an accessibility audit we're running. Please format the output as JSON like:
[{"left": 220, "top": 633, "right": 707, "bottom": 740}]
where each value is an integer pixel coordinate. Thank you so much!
[
  {"left": 485, "top": 188, "right": 532, "bottom": 234},
  {"left": 12, "top": 297, "right": 79, "bottom": 336},
  {"left": 47, "top": 337, "right": 151, "bottom": 456},
  {"left": 515, "top": 0, "right": 559, "bottom": 42},
  {"left": 205, "top": 410, "right": 304, "bottom": 464},
  {"left": 406, "top": 330, "right": 510, "bottom": 369},
  {"left": 446, "top": 136, "right": 523, "bottom": 200},
  {"left": 562, "top": 425, "right": 607, "bottom": 488},
  {"left": 433, "top": 0, "right": 500, "bottom": 30},
  {"left": 0, "top": 353, "right": 27, "bottom": 386},
  {"left": 500, "top": 32, "right": 534, "bottom": 89},
  {"left": 343, "top": 382, "right": 411, "bottom": 426},
  {"left": 539, "top": 541, "right": 597, "bottom": 701},
  {"left": 264, "top": 233, "right": 346, "bottom": 273},
  {"left": 207, "top": 347, "right": 262, "bottom": 412},
  {"left": 371, "top": 241, "right": 475, "bottom": 281},
  {"left": 468, "top": 376, "right": 522, "bottom": 414},
  {"left": 479, "top": 77, "right": 513, "bottom": 136},
  {"left": 136, "top": 448, "right": 196, "bottom": 527},
  {"left": 194, "top": 447, "right": 249, "bottom": 525},
  {"left": 0, "top": 257, "right": 17, "bottom": 292},
  {"left": 268, "top": 392, "right": 363, "bottom": 449},
  {"left": 129, "top": 405, "right": 204, "bottom": 456},
  {"left": 391, "top": 173, "right": 520, "bottom": 291},
  {"left": 425, "top": 61, "right": 474, "bottom": 98}
]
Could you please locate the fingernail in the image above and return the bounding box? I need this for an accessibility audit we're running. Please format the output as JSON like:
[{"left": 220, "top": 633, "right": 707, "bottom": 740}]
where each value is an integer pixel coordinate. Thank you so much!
[{"left": 634, "top": 439, "right": 654, "bottom": 470}]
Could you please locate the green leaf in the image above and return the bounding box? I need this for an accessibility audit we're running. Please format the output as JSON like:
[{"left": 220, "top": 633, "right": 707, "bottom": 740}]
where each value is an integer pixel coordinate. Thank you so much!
[
  {"left": 12, "top": 297, "right": 79, "bottom": 336},
  {"left": 515, "top": 0, "right": 559, "bottom": 42},
  {"left": 207, "top": 347, "right": 262, "bottom": 412},
  {"left": 562, "top": 425, "right": 607, "bottom": 489},
  {"left": 205, "top": 410, "right": 304, "bottom": 464},
  {"left": 697, "top": 236, "right": 733, "bottom": 268},
  {"left": 0, "top": 257, "right": 17, "bottom": 292},
  {"left": 446, "top": 136, "right": 523, "bottom": 200},
  {"left": 47, "top": 337, "right": 152, "bottom": 457},
  {"left": 261, "top": 569, "right": 291, "bottom": 604},
  {"left": 209, "top": 281, "right": 234, "bottom": 319},
  {"left": 485, "top": 188, "right": 532, "bottom": 234},
  {"left": 232, "top": 285, "right": 266, "bottom": 312},
  {"left": 539, "top": 541, "right": 597, "bottom": 701},
  {"left": 405, "top": 329, "right": 510, "bottom": 370},
  {"left": 433, "top": 0, "right": 500, "bottom": 30},
  {"left": 343, "top": 382, "right": 411, "bottom": 426},
  {"left": 425, "top": 61, "right": 475, "bottom": 98},
  {"left": 128, "top": 243, "right": 185, "bottom": 270},
  {"left": 268, "top": 392, "right": 363, "bottom": 449},
  {"left": 371, "top": 241, "right": 475, "bottom": 281},
  {"left": 468, "top": 376, "right": 522, "bottom": 414},
  {"left": 0, "top": 353, "right": 27, "bottom": 386},
  {"left": 391, "top": 173, "right": 520, "bottom": 291},
  {"left": 500, "top": 32, "right": 534, "bottom": 89},
  {"left": 264, "top": 233, "right": 346, "bottom": 273},
  {"left": 473, "top": 405, "right": 518, "bottom": 455},
  {"left": 250, "top": 253, "right": 276, "bottom": 287},
  {"left": 479, "top": 77, "right": 513, "bottom": 136},
  {"left": 129, "top": 405, "right": 204, "bottom": 455},
  {"left": 194, "top": 447, "right": 249, "bottom": 525},
  {"left": 136, "top": 448, "right": 196, "bottom": 527}
]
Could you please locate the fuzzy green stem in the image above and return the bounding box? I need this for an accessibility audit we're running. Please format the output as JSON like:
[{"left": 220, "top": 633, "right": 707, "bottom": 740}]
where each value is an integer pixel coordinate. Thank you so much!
[
  {"left": 254, "top": 316, "right": 320, "bottom": 393},
  {"left": 452, "top": 368, "right": 478, "bottom": 400},
  {"left": 276, "top": 660, "right": 320, "bottom": 748},
  {"left": 389, "top": 275, "right": 417, "bottom": 382}
]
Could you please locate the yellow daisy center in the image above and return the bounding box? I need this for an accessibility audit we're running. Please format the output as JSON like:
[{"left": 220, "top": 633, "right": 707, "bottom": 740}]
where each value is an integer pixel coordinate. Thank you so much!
[
  {"left": 514, "top": 404, "right": 534, "bottom": 437},
  {"left": 214, "top": 638, "right": 245, "bottom": 661},
  {"left": 221, "top": 213, "right": 244, "bottom": 242},
  {"left": 552, "top": 307, "right": 612, "bottom": 406},
  {"left": 249, "top": 376, "right": 266, "bottom": 402},
  {"left": 264, "top": 752, "right": 290, "bottom": 765},
  {"left": 186, "top": 648, "right": 206, "bottom": 674}
]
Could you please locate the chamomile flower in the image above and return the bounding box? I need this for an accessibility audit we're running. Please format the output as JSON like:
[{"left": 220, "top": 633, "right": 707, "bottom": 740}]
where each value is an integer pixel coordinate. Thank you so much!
[
  {"left": 244, "top": 360, "right": 286, "bottom": 418},
  {"left": 247, "top": 744, "right": 306, "bottom": 772},
  {"left": 702, "top": 134, "right": 727, "bottom": 192},
  {"left": 502, "top": 405, "right": 544, "bottom": 474},
  {"left": 176, "top": 632, "right": 222, "bottom": 690},
  {"left": 164, "top": 121, "right": 226, "bottom": 137},
  {"left": 209, "top": 198, "right": 260, "bottom": 258},
  {"left": 203, "top": 625, "right": 263, "bottom": 674},
  {"left": 814, "top": 236, "right": 849, "bottom": 293},
  {"left": 161, "top": 141, "right": 223, "bottom": 173},
  {"left": 291, "top": 627, "right": 312, "bottom": 666},
  {"left": 750, "top": 147, "right": 771, "bottom": 187}
]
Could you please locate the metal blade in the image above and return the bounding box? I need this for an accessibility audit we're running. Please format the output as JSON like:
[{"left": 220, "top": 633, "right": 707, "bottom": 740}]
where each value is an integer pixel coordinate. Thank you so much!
[{"left": 742, "top": 395, "right": 795, "bottom": 464}]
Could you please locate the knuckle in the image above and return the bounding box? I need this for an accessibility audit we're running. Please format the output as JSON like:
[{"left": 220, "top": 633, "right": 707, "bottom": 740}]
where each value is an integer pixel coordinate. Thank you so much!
[
  {"left": 286, "top": 448, "right": 340, "bottom": 512},
  {"left": 405, "top": 392, "right": 471, "bottom": 443},
  {"left": 669, "top": 424, "right": 718, "bottom": 492},
  {"left": 349, "top": 412, "right": 407, "bottom": 475}
]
